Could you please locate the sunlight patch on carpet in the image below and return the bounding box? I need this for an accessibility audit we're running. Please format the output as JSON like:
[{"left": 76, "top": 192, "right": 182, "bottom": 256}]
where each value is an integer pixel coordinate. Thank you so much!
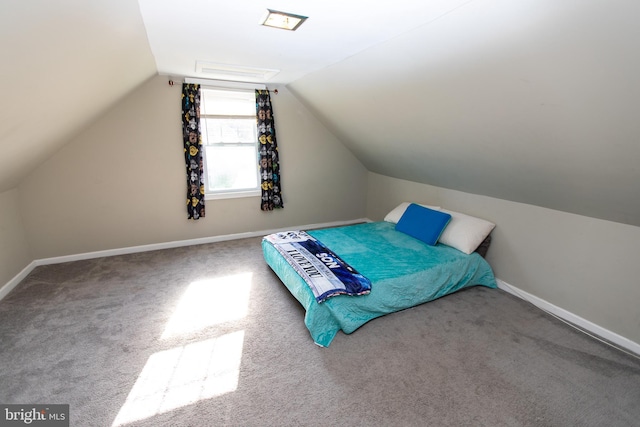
[
  {"left": 161, "top": 273, "right": 252, "bottom": 339},
  {"left": 111, "top": 331, "right": 245, "bottom": 426}
]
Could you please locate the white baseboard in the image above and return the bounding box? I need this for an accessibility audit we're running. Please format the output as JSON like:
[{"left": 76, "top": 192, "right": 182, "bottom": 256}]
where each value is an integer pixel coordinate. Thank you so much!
[
  {"left": 0, "top": 218, "right": 370, "bottom": 301},
  {"left": 0, "top": 261, "right": 38, "bottom": 301},
  {"left": 496, "top": 279, "right": 640, "bottom": 358}
]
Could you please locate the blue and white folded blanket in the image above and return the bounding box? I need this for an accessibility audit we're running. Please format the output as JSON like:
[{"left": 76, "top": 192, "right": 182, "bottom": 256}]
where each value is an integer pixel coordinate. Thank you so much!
[{"left": 263, "top": 231, "right": 372, "bottom": 303}]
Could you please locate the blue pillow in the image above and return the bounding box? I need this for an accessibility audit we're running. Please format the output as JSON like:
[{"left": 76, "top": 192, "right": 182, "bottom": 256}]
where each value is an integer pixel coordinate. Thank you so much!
[{"left": 395, "top": 203, "right": 452, "bottom": 245}]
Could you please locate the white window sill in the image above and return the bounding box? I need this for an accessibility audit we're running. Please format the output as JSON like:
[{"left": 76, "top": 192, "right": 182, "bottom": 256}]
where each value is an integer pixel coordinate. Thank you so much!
[{"left": 205, "top": 190, "right": 261, "bottom": 200}]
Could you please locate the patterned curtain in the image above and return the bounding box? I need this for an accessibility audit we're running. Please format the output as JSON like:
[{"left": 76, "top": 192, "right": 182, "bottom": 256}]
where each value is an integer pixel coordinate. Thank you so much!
[
  {"left": 256, "top": 89, "right": 284, "bottom": 210},
  {"left": 181, "top": 84, "right": 205, "bottom": 219}
]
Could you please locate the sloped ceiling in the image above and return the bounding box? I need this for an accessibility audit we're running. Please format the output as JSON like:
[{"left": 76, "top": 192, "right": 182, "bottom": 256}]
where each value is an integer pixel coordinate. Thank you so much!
[
  {"left": 289, "top": 0, "right": 640, "bottom": 226},
  {"left": 2, "top": 1, "right": 639, "bottom": 226},
  {"left": 0, "top": 0, "right": 156, "bottom": 193}
]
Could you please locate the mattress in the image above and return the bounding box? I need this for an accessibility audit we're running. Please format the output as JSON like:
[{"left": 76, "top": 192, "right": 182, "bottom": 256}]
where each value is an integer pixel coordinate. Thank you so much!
[{"left": 262, "top": 221, "right": 497, "bottom": 347}]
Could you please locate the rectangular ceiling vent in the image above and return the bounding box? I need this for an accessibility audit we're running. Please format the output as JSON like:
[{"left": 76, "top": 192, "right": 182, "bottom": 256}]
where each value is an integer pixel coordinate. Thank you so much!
[{"left": 195, "top": 61, "right": 279, "bottom": 82}]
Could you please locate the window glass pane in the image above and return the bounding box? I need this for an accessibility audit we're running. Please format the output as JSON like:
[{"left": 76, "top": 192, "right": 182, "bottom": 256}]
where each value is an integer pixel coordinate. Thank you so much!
[
  {"left": 202, "top": 118, "right": 256, "bottom": 144},
  {"left": 201, "top": 89, "right": 255, "bottom": 116},
  {"left": 204, "top": 145, "right": 258, "bottom": 191}
]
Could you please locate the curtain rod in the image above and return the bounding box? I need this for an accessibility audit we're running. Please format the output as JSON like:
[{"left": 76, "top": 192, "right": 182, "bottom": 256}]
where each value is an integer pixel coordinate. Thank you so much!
[{"left": 183, "top": 77, "right": 267, "bottom": 91}]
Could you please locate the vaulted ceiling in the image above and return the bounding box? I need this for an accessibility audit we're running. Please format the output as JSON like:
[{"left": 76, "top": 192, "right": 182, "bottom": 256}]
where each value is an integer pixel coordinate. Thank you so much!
[
  {"left": 288, "top": 0, "right": 640, "bottom": 226},
  {"left": 0, "top": 0, "right": 156, "bottom": 193},
  {"left": 2, "top": 0, "right": 639, "bottom": 226}
]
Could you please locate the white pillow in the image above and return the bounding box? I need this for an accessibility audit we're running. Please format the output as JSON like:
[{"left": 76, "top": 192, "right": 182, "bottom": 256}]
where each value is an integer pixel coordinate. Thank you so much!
[
  {"left": 438, "top": 209, "right": 495, "bottom": 254},
  {"left": 384, "top": 202, "right": 441, "bottom": 224}
]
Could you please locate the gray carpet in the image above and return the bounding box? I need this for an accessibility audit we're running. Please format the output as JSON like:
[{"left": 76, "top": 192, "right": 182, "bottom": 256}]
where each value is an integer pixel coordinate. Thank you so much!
[{"left": 0, "top": 236, "right": 639, "bottom": 427}]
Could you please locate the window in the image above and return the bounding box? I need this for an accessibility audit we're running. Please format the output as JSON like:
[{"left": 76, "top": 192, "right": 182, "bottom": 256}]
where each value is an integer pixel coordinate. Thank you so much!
[{"left": 200, "top": 88, "right": 260, "bottom": 199}]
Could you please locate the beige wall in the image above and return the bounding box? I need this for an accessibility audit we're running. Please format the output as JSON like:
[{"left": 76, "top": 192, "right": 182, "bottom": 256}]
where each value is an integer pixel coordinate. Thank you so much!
[
  {"left": 13, "top": 70, "right": 638, "bottom": 349},
  {"left": 0, "top": 189, "right": 31, "bottom": 285},
  {"left": 367, "top": 172, "right": 640, "bottom": 345},
  {"left": 17, "top": 75, "right": 368, "bottom": 259}
]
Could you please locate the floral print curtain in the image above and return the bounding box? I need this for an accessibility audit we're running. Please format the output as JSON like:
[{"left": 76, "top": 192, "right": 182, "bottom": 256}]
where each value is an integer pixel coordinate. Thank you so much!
[
  {"left": 181, "top": 83, "right": 205, "bottom": 219},
  {"left": 256, "top": 89, "right": 283, "bottom": 210}
]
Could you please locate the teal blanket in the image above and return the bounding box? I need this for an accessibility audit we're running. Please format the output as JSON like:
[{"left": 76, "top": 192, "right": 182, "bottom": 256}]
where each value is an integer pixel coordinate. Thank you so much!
[{"left": 262, "top": 221, "right": 497, "bottom": 347}]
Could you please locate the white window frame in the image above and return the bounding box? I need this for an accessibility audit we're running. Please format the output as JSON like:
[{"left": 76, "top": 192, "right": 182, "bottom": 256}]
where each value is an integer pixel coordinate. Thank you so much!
[{"left": 186, "top": 78, "right": 266, "bottom": 200}]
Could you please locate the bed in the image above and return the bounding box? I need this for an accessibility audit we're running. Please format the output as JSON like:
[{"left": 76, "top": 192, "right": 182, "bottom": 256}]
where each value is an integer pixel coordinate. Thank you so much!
[{"left": 262, "top": 204, "right": 498, "bottom": 347}]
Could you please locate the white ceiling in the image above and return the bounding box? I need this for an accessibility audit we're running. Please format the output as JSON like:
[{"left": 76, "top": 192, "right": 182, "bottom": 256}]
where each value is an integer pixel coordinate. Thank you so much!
[
  {"left": 0, "top": 0, "right": 156, "bottom": 193},
  {"left": 2, "top": 0, "right": 639, "bottom": 226},
  {"left": 137, "top": 0, "right": 473, "bottom": 84},
  {"left": 285, "top": 0, "right": 640, "bottom": 226}
]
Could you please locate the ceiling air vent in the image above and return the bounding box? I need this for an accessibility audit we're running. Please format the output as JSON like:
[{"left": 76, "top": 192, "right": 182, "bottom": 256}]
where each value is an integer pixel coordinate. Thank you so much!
[{"left": 195, "top": 61, "right": 279, "bottom": 82}]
